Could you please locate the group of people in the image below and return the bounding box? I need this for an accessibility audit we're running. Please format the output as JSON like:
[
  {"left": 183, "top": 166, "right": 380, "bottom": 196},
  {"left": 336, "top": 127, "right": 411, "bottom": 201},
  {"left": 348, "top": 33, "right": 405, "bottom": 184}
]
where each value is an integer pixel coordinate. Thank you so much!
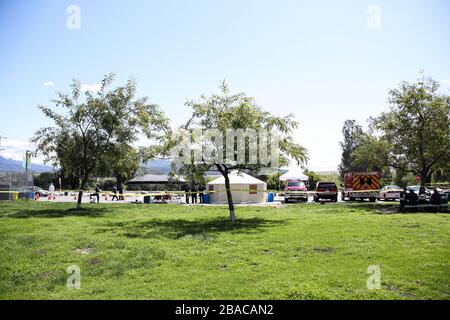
[
  {"left": 183, "top": 184, "right": 206, "bottom": 204},
  {"left": 110, "top": 185, "right": 124, "bottom": 201},
  {"left": 89, "top": 185, "right": 124, "bottom": 203},
  {"left": 400, "top": 187, "right": 442, "bottom": 209}
]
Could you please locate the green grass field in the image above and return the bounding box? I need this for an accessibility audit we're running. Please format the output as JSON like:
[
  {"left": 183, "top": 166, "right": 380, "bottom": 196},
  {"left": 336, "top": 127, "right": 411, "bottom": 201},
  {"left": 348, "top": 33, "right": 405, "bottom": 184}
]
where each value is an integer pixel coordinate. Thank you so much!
[{"left": 0, "top": 200, "right": 448, "bottom": 300}]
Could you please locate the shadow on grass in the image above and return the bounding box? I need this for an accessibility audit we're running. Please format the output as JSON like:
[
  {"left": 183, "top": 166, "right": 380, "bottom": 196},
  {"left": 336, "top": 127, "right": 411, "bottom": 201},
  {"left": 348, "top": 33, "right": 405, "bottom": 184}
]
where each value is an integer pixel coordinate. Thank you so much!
[
  {"left": 102, "top": 216, "right": 287, "bottom": 240},
  {"left": 8, "top": 207, "right": 108, "bottom": 218},
  {"left": 345, "top": 202, "right": 449, "bottom": 214},
  {"left": 347, "top": 203, "right": 399, "bottom": 214}
]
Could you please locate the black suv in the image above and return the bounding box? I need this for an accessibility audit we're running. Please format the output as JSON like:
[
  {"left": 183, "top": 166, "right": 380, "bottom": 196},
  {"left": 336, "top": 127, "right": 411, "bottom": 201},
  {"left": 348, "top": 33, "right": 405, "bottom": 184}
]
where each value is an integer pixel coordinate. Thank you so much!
[{"left": 314, "top": 182, "right": 338, "bottom": 202}]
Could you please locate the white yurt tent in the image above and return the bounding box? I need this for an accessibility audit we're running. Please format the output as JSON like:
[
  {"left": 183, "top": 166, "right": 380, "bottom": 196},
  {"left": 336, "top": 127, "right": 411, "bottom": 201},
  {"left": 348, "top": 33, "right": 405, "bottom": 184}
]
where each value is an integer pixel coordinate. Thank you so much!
[
  {"left": 279, "top": 167, "right": 309, "bottom": 181},
  {"left": 207, "top": 171, "right": 267, "bottom": 204}
]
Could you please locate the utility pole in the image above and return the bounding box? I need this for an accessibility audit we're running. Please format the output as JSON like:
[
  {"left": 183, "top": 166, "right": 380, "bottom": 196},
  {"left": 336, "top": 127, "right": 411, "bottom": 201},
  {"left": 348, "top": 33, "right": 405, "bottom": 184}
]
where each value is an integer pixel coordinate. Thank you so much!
[{"left": 24, "top": 150, "right": 32, "bottom": 173}]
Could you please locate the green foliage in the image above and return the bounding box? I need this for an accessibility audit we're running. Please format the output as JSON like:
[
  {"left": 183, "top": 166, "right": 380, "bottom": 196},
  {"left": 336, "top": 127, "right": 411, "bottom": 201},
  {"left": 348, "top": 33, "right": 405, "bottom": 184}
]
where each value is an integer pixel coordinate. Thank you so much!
[
  {"left": 431, "top": 162, "right": 450, "bottom": 184},
  {"left": 392, "top": 169, "right": 417, "bottom": 188},
  {"left": 351, "top": 134, "right": 393, "bottom": 185},
  {"left": 33, "top": 172, "right": 58, "bottom": 189},
  {"left": 266, "top": 171, "right": 281, "bottom": 190},
  {"left": 99, "top": 145, "right": 140, "bottom": 186},
  {"left": 338, "top": 120, "right": 365, "bottom": 177},
  {"left": 304, "top": 170, "right": 322, "bottom": 190},
  {"left": 340, "top": 75, "right": 449, "bottom": 187},
  {"left": 175, "top": 164, "right": 208, "bottom": 187},
  {"left": 96, "top": 178, "right": 117, "bottom": 191},
  {"left": 318, "top": 172, "right": 342, "bottom": 186},
  {"left": 351, "top": 135, "right": 390, "bottom": 172},
  {"left": 374, "top": 75, "right": 450, "bottom": 185},
  {"left": 184, "top": 81, "right": 308, "bottom": 168},
  {"left": 181, "top": 81, "right": 308, "bottom": 220},
  {"left": 302, "top": 170, "right": 341, "bottom": 190},
  {"left": 32, "top": 73, "right": 171, "bottom": 205}
]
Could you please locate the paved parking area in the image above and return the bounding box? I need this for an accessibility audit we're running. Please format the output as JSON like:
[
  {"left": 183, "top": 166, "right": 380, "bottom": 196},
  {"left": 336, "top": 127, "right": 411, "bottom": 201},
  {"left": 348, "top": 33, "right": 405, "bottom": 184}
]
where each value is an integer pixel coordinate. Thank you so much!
[{"left": 35, "top": 192, "right": 352, "bottom": 205}]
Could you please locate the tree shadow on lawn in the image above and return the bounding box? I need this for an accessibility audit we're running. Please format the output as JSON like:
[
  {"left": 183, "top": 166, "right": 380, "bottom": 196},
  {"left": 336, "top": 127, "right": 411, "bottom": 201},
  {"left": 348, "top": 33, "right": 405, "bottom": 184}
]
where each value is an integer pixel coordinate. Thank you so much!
[
  {"left": 347, "top": 203, "right": 449, "bottom": 215},
  {"left": 347, "top": 203, "right": 399, "bottom": 214},
  {"left": 7, "top": 207, "right": 108, "bottom": 218},
  {"left": 103, "top": 216, "right": 287, "bottom": 240}
]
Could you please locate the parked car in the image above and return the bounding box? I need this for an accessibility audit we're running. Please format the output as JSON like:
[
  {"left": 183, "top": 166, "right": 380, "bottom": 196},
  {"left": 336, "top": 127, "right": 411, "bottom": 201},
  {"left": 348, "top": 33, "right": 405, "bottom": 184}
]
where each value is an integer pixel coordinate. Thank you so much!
[
  {"left": 19, "top": 186, "right": 49, "bottom": 197},
  {"left": 314, "top": 181, "right": 338, "bottom": 202},
  {"left": 284, "top": 180, "right": 308, "bottom": 203},
  {"left": 378, "top": 185, "right": 402, "bottom": 201}
]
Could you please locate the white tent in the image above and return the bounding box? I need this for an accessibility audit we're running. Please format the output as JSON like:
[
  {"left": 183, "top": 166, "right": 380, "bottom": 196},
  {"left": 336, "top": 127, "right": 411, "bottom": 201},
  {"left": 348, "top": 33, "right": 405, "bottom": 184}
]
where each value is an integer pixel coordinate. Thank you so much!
[
  {"left": 207, "top": 171, "right": 267, "bottom": 204},
  {"left": 279, "top": 167, "right": 309, "bottom": 181}
]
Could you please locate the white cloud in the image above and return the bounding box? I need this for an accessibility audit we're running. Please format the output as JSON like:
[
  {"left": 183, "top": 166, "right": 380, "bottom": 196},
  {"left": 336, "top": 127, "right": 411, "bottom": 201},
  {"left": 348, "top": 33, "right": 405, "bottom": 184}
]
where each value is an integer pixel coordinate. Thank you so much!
[
  {"left": 366, "top": 5, "right": 382, "bottom": 30},
  {"left": 43, "top": 81, "right": 55, "bottom": 87},
  {"left": 80, "top": 84, "right": 101, "bottom": 93},
  {"left": 0, "top": 139, "right": 45, "bottom": 164},
  {"left": 1, "top": 139, "right": 32, "bottom": 161},
  {"left": 442, "top": 78, "right": 450, "bottom": 86}
]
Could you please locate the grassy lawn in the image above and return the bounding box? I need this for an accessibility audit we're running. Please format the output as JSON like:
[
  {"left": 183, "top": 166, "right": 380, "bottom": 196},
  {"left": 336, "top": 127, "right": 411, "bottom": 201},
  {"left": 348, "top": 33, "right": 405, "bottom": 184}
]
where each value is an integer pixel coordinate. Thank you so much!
[{"left": 0, "top": 200, "right": 448, "bottom": 300}]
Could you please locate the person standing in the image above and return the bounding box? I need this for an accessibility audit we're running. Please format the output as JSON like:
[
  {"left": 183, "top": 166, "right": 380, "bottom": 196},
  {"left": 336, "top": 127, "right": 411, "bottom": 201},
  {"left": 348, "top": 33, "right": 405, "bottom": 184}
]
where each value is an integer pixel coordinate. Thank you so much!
[
  {"left": 399, "top": 187, "right": 407, "bottom": 210},
  {"left": 48, "top": 183, "right": 55, "bottom": 200},
  {"left": 191, "top": 184, "right": 198, "bottom": 204},
  {"left": 111, "top": 186, "right": 119, "bottom": 201},
  {"left": 183, "top": 184, "right": 190, "bottom": 204},
  {"left": 118, "top": 185, "right": 124, "bottom": 201},
  {"left": 198, "top": 184, "right": 205, "bottom": 204},
  {"left": 90, "top": 185, "right": 101, "bottom": 203}
]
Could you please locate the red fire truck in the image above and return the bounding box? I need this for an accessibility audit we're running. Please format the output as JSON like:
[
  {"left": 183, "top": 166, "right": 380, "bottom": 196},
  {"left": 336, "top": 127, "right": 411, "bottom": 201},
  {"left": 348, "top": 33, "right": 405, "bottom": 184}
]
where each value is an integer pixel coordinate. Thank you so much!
[{"left": 342, "top": 171, "right": 380, "bottom": 202}]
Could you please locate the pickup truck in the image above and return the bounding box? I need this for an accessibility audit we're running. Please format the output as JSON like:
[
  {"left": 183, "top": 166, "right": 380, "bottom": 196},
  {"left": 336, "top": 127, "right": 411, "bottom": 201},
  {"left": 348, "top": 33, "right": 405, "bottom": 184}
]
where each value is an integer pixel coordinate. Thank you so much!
[{"left": 284, "top": 180, "right": 308, "bottom": 203}]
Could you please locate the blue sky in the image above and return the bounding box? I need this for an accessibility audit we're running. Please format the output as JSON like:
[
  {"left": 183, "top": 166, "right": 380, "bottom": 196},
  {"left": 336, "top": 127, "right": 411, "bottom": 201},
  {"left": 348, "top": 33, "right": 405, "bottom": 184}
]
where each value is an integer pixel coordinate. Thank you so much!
[{"left": 0, "top": 0, "right": 449, "bottom": 170}]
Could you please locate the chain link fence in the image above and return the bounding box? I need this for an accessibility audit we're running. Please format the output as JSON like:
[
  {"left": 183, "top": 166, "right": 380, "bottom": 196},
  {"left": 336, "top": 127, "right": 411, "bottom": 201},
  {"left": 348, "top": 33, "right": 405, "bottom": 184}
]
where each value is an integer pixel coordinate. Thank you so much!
[{"left": 0, "top": 171, "right": 34, "bottom": 200}]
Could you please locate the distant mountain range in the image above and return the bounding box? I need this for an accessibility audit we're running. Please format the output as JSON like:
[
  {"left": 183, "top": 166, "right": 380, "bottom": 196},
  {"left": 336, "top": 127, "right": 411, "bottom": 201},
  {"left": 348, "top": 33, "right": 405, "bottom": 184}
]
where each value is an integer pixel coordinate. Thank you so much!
[
  {"left": 140, "top": 159, "right": 220, "bottom": 177},
  {"left": 142, "top": 158, "right": 172, "bottom": 174},
  {"left": 2, "top": 156, "right": 297, "bottom": 177},
  {"left": 0, "top": 156, "right": 174, "bottom": 175},
  {"left": 0, "top": 156, "right": 54, "bottom": 173}
]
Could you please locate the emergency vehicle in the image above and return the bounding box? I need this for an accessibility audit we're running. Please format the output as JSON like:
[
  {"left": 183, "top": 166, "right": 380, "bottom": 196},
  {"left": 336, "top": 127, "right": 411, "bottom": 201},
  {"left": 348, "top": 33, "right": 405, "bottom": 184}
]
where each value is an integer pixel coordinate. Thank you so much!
[{"left": 342, "top": 171, "right": 380, "bottom": 202}]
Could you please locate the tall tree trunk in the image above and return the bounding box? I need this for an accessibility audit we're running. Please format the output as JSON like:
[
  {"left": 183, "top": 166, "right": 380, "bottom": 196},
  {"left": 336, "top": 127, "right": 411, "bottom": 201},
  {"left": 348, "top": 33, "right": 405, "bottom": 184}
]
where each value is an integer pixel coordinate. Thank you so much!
[
  {"left": 76, "top": 176, "right": 86, "bottom": 209},
  {"left": 420, "top": 167, "right": 430, "bottom": 187},
  {"left": 223, "top": 172, "right": 236, "bottom": 222},
  {"left": 76, "top": 190, "right": 83, "bottom": 209}
]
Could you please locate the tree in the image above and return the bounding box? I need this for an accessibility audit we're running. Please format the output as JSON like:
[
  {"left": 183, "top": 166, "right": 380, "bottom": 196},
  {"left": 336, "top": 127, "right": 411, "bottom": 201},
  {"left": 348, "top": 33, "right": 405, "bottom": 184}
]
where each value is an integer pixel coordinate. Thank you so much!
[
  {"left": 33, "top": 172, "right": 58, "bottom": 189},
  {"left": 266, "top": 171, "right": 281, "bottom": 191},
  {"left": 303, "top": 170, "right": 322, "bottom": 190},
  {"left": 350, "top": 134, "right": 393, "bottom": 185},
  {"left": 432, "top": 162, "right": 450, "bottom": 184},
  {"left": 374, "top": 76, "right": 450, "bottom": 186},
  {"left": 176, "top": 81, "right": 308, "bottom": 221},
  {"left": 180, "top": 163, "right": 208, "bottom": 187},
  {"left": 99, "top": 144, "right": 141, "bottom": 187},
  {"left": 351, "top": 135, "right": 390, "bottom": 172},
  {"left": 338, "top": 120, "right": 365, "bottom": 176},
  {"left": 392, "top": 169, "right": 416, "bottom": 188},
  {"left": 33, "top": 73, "right": 171, "bottom": 208}
]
